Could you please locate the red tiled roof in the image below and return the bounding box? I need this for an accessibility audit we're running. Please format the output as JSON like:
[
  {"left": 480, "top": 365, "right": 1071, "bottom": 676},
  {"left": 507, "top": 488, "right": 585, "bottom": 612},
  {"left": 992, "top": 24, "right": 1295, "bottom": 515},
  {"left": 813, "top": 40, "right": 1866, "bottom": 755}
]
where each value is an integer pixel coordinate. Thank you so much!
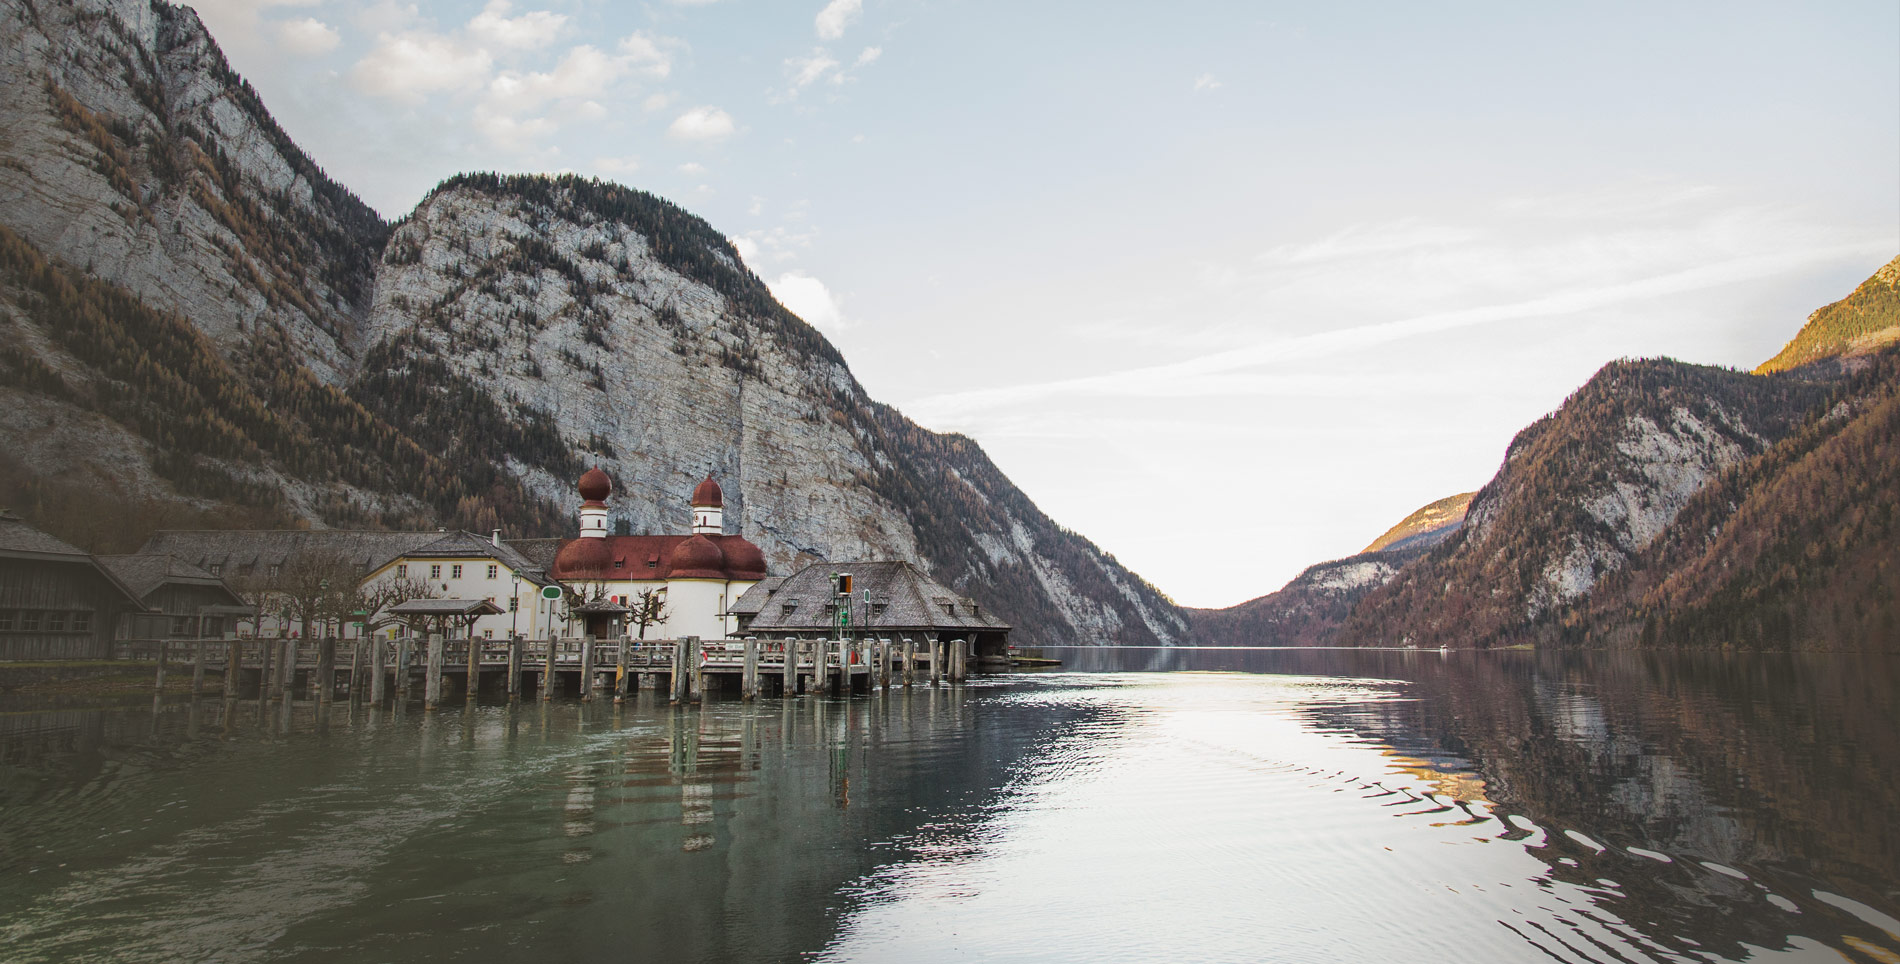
[{"left": 550, "top": 534, "right": 767, "bottom": 582}]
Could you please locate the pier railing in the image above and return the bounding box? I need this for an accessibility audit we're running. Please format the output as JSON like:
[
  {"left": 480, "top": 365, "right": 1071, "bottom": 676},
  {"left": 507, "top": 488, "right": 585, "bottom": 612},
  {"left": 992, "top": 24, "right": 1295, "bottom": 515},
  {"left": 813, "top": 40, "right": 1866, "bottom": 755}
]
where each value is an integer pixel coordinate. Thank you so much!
[{"left": 108, "top": 633, "right": 975, "bottom": 709}]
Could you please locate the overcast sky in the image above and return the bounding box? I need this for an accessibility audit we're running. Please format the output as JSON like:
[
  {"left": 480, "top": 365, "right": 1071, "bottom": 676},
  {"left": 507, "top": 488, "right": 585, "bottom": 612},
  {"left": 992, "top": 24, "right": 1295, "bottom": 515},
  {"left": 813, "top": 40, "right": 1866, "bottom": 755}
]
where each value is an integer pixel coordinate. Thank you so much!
[{"left": 189, "top": 0, "right": 1899, "bottom": 608}]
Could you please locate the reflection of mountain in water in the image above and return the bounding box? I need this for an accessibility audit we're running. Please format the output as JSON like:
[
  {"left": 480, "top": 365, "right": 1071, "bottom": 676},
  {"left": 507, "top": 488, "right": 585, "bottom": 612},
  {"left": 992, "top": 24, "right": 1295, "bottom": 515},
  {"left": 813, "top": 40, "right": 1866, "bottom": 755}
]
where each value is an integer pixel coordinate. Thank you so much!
[{"left": 1288, "top": 648, "right": 1900, "bottom": 962}]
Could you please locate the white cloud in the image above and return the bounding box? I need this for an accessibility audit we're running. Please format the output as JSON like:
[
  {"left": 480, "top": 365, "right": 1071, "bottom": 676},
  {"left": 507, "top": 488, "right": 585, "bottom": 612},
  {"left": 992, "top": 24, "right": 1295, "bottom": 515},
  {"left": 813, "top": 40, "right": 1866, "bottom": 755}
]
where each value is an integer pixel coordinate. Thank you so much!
[
  {"left": 668, "top": 105, "right": 736, "bottom": 141},
  {"left": 351, "top": 31, "right": 494, "bottom": 100},
  {"left": 1193, "top": 73, "right": 1221, "bottom": 91},
  {"left": 472, "top": 108, "right": 558, "bottom": 150},
  {"left": 679, "top": 162, "right": 707, "bottom": 175},
  {"left": 643, "top": 92, "right": 674, "bottom": 111},
  {"left": 595, "top": 155, "right": 641, "bottom": 175},
  {"left": 617, "top": 31, "right": 677, "bottom": 79},
  {"left": 815, "top": 0, "right": 861, "bottom": 40},
  {"left": 855, "top": 46, "right": 882, "bottom": 66},
  {"left": 486, "top": 44, "right": 621, "bottom": 114},
  {"left": 787, "top": 50, "right": 840, "bottom": 88},
  {"left": 769, "top": 271, "right": 847, "bottom": 332},
  {"left": 467, "top": 0, "right": 566, "bottom": 51},
  {"left": 731, "top": 236, "right": 760, "bottom": 265},
  {"left": 277, "top": 17, "right": 340, "bottom": 55}
]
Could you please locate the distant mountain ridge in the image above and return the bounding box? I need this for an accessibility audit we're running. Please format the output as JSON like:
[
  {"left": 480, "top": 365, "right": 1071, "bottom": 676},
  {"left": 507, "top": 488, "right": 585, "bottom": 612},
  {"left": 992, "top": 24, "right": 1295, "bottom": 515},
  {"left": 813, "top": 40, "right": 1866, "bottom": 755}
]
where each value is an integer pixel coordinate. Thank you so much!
[
  {"left": 1757, "top": 255, "right": 1900, "bottom": 374},
  {"left": 1361, "top": 492, "right": 1474, "bottom": 554},
  {"left": 0, "top": 0, "right": 1185, "bottom": 646}
]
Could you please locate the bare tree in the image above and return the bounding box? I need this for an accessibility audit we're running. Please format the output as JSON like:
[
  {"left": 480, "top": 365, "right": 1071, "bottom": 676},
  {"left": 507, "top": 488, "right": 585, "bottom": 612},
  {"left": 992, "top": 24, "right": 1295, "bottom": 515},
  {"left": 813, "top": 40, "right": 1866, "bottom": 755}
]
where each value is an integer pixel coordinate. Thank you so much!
[
  {"left": 353, "top": 574, "right": 439, "bottom": 637},
  {"left": 277, "top": 551, "right": 356, "bottom": 638},
  {"left": 630, "top": 588, "right": 670, "bottom": 640}
]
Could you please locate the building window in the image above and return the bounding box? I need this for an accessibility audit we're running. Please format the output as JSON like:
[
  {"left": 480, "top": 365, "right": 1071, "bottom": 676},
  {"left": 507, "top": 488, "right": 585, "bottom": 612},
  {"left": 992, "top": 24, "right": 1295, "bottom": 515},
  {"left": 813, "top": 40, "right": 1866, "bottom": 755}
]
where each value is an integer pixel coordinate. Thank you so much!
[
  {"left": 268, "top": 564, "right": 281, "bottom": 578},
  {"left": 19, "top": 610, "right": 39, "bottom": 631},
  {"left": 0, "top": 610, "right": 12, "bottom": 631},
  {"left": 170, "top": 616, "right": 191, "bottom": 636},
  {"left": 430, "top": 564, "right": 442, "bottom": 579},
  {"left": 71, "top": 611, "right": 91, "bottom": 632},
  {"left": 47, "top": 611, "right": 66, "bottom": 632},
  {"left": 782, "top": 602, "right": 798, "bottom": 616},
  {"left": 487, "top": 564, "right": 498, "bottom": 579},
  {"left": 873, "top": 603, "right": 888, "bottom": 617},
  {"left": 509, "top": 597, "right": 518, "bottom": 612},
  {"left": 942, "top": 603, "right": 955, "bottom": 616},
  {"left": 451, "top": 564, "right": 463, "bottom": 579},
  {"left": 483, "top": 629, "right": 494, "bottom": 639},
  {"left": 208, "top": 563, "right": 222, "bottom": 576},
  {"left": 396, "top": 564, "right": 408, "bottom": 578}
]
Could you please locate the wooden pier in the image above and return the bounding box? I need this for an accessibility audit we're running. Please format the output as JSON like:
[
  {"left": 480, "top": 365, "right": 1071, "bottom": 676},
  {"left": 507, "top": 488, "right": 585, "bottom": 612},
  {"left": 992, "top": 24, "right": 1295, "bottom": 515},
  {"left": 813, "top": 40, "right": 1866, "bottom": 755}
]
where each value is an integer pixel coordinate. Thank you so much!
[{"left": 117, "top": 635, "right": 978, "bottom": 709}]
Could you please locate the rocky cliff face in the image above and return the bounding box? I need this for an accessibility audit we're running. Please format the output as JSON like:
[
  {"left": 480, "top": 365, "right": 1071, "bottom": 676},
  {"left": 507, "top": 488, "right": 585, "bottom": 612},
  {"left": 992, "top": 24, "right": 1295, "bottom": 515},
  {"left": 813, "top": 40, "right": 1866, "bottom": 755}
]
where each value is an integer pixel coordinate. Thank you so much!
[
  {"left": 1343, "top": 360, "right": 1839, "bottom": 648},
  {"left": 0, "top": 1, "right": 1184, "bottom": 645}
]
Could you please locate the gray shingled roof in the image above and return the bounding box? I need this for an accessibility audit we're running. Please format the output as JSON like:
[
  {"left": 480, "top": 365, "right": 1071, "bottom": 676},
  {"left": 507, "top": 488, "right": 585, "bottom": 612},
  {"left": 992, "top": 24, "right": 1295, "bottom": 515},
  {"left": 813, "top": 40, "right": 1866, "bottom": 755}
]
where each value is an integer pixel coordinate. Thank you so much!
[
  {"left": 0, "top": 511, "right": 90, "bottom": 559},
  {"left": 96, "top": 553, "right": 242, "bottom": 604},
  {"left": 139, "top": 529, "right": 550, "bottom": 584},
  {"left": 727, "top": 576, "right": 785, "bottom": 615},
  {"left": 737, "top": 562, "right": 1009, "bottom": 634},
  {"left": 390, "top": 598, "right": 506, "bottom": 616}
]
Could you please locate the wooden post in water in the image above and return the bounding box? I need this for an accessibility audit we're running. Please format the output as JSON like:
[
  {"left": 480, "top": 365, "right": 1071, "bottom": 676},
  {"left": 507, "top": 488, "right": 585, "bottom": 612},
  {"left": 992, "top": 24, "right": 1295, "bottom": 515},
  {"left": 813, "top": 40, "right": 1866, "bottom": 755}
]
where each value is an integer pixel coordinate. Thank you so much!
[
  {"left": 257, "top": 637, "right": 274, "bottom": 702},
  {"left": 507, "top": 635, "right": 522, "bottom": 700},
  {"left": 191, "top": 639, "right": 207, "bottom": 697},
  {"left": 686, "top": 637, "right": 703, "bottom": 702},
  {"left": 395, "top": 637, "right": 412, "bottom": 703},
  {"left": 949, "top": 638, "right": 967, "bottom": 682},
  {"left": 223, "top": 639, "right": 241, "bottom": 699},
  {"left": 424, "top": 633, "right": 444, "bottom": 710},
  {"left": 466, "top": 636, "right": 481, "bottom": 701},
  {"left": 928, "top": 638, "right": 941, "bottom": 686},
  {"left": 670, "top": 639, "right": 690, "bottom": 703},
  {"left": 901, "top": 639, "right": 915, "bottom": 687},
  {"left": 153, "top": 639, "right": 168, "bottom": 693},
  {"left": 316, "top": 637, "right": 336, "bottom": 703},
  {"left": 741, "top": 637, "right": 759, "bottom": 700},
  {"left": 347, "top": 639, "right": 364, "bottom": 701},
  {"left": 781, "top": 637, "right": 797, "bottom": 696},
  {"left": 579, "top": 635, "right": 596, "bottom": 702},
  {"left": 615, "top": 636, "right": 629, "bottom": 704},
  {"left": 542, "top": 636, "right": 558, "bottom": 701},
  {"left": 371, "top": 638, "right": 388, "bottom": 703}
]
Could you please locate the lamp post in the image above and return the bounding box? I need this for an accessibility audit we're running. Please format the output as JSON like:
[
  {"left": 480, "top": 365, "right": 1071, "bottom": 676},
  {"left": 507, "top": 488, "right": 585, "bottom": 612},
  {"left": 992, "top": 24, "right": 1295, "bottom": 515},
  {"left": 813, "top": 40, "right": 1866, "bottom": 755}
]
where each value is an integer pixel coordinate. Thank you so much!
[{"left": 510, "top": 572, "right": 521, "bottom": 640}]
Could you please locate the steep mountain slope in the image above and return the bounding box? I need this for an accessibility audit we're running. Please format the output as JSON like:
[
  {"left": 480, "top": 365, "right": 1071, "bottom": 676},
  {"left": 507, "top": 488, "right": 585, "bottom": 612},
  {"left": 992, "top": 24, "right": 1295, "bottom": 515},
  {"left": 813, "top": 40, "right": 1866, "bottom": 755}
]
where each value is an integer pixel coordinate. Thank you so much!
[
  {"left": 1361, "top": 492, "right": 1474, "bottom": 553},
  {"left": 0, "top": 0, "right": 385, "bottom": 380},
  {"left": 1577, "top": 347, "right": 1900, "bottom": 650},
  {"left": 1185, "top": 544, "right": 1429, "bottom": 646},
  {"left": 0, "top": 0, "right": 1184, "bottom": 645},
  {"left": 357, "top": 173, "right": 1185, "bottom": 644},
  {"left": 1342, "top": 359, "right": 1837, "bottom": 648},
  {"left": 1756, "top": 255, "right": 1900, "bottom": 374}
]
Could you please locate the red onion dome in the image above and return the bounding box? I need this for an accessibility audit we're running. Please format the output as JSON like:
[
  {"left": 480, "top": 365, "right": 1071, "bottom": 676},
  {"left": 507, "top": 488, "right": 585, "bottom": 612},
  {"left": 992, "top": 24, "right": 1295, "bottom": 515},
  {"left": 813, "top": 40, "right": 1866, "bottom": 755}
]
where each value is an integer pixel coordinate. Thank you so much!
[
  {"left": 554, "top": 537, "right": 612, "bottom": 576},
  {"left": 578, "top": 467, "right": 612, "bottom": 503},
  {"left": 690, "top": 475, "right": 723, "bottom": 508},
  {"left": 719, "top": 537, "right": 767, "bottom": 577},
  {"left": 670, "top": 534, "right": 725, "bottom": 578}
]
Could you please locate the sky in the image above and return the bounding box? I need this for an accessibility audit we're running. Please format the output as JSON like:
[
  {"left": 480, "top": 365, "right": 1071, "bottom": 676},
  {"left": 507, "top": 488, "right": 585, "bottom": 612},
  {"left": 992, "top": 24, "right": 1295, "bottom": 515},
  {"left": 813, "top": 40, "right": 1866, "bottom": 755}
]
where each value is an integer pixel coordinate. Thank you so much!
[{"left": 188, "top": 0, "right": 1900, "bottom": 608}]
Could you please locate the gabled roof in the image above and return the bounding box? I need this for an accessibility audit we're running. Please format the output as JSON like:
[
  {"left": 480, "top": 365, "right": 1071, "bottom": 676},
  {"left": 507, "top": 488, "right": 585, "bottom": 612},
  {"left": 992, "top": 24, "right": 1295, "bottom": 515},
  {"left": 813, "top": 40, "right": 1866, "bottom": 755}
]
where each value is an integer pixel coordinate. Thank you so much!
[
  {"left": 736, "top": 561, "right": 1009, "bottom": 634},
  {"left": 390, "top": 598, "right": 505, "bottom": 617},
  {"left": 96, "top": 553, "right": 244, "bottom": 605},
  {"left": 379, "top": 530, "right": 550, "bottom": 584},
  {"left": 727, "top": 577, "right": 785, "bottom": 615},
  {"left": 0, "top": 511, "right": 145, "bottom": 607},
  {"left": 140, "top": 529, "right": 448, "bottom": 576}
]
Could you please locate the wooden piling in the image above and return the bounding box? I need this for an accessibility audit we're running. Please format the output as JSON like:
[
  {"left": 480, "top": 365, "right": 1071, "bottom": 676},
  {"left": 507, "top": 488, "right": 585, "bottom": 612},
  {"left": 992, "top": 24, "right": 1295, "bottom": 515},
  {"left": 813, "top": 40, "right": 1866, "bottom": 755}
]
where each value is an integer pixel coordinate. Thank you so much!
[
  {"left": 741, "top": 637, "right": 759, "bottom": 700},
  {"left": 191, "top": 639, "right": 207, "bottom": 697},
  {"left": 258, "top": 636, "right": 275, "bottom": 702},
  {"left": 928, "top": 638, "right": 942, "bottom": 686},
  {"left": 670, "top": 639, "right": 689, "bottom": 703},
  {"left": 280, "top": 638, "right": 297, "bottom": 698},
  {"left": 949, "top": 638, "right": 967, "bottom": 682},
  {"left": 347, "top": 639, "right": 363, "bottom": 701},
  {"left": 466, "top": 637, "right": 481, "bottom": 701},
  {"left": 223, "top": 638, "right": 241, "bottom": 699},
  {"left": 314, "top": 637, "right": 334, "bottom": 703},
  {"left": 507, "top": 635, "right": 523, "bottom": 700},
  {"left": 874, "top": 639, "right": 889, "bottom": 689},
  {"left": 579, "top": 635, "right": 596, "bottom": 702},
  {"left": 901, "top": 639, "right": 915, "bottom": 687},
  {"left": 615, "top": 636, "right": 629, "bottom": 704},
  {"left": 424, "top": 633, "right": 444, "bottom": 710},
  {"left": 371, "top": 638, "right": 388, "bottom": 703},
  {"left": 686, "top": 637, "right": 703, "bottom": 702},
  {"left": 542, "top": 636, "right": 558, "bottom": 701},
  {"left": 781, "top": 637, "right": 797, "bottom": 696},
  {"left": 396, "top": 637, "right": 412, "bottom": 702}
]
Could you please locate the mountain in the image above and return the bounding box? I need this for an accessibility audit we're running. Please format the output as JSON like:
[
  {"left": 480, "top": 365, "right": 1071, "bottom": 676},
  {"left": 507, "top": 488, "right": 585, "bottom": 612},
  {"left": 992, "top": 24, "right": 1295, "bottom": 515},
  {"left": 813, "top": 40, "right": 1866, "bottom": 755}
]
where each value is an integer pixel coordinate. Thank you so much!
[
  {"left": 1756, "top": 255, "right": 1900, "bottom": 374},
  {"left": 0, "top": 0, "right": 1185, "bottom": 646},
  {"left": 1360, "top": 492, "right": 1474, "bottom": 554},
  {"left": 1187, "top": 493, "right": 1471, "bottom": 645}
]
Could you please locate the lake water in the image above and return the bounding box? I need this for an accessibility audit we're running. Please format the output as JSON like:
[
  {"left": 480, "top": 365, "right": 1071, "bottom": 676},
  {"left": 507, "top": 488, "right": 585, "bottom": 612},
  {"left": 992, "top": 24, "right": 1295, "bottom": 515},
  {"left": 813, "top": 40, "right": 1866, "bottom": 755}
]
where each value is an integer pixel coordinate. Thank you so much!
[{"left": 2, "top": 647, "right": 1897, "bottom": 963}]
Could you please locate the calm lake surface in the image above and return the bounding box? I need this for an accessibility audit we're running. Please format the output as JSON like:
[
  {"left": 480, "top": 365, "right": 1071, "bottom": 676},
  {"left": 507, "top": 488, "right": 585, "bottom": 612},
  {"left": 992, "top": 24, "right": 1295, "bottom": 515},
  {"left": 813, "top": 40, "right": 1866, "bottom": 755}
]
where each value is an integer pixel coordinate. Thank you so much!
[{"left": 2, "top": 647, "right": 1897, "bottom": 963}]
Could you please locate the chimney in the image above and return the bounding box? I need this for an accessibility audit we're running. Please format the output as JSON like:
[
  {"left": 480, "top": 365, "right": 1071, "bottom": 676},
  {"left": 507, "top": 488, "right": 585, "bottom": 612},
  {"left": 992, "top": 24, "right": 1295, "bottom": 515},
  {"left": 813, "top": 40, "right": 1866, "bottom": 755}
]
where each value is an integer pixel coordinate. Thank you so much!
[{"left": 491, "top": 529, "right": 502, "bottom": 547}]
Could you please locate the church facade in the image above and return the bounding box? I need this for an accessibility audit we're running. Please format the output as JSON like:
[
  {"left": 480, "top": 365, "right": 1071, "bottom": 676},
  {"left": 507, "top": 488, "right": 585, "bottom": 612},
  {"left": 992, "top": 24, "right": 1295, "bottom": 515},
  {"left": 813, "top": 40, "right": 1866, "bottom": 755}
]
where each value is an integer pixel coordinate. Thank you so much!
[{"left": 544, "top": 469, "right": 768, "bottom": 641}]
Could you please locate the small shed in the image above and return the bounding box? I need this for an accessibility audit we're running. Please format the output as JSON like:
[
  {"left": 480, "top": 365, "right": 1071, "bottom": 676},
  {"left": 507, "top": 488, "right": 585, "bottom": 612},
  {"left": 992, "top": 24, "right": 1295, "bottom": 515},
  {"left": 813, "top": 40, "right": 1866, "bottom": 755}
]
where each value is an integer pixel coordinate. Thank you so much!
[
  {"left": 0, "top": 511, "right": 145, "bottom": 659},
  {"left": 97, "top": 553, "right": 248, "bottom": 638},
  {"left": 389, "top": 598, "right": 505, "bottom": 639}
]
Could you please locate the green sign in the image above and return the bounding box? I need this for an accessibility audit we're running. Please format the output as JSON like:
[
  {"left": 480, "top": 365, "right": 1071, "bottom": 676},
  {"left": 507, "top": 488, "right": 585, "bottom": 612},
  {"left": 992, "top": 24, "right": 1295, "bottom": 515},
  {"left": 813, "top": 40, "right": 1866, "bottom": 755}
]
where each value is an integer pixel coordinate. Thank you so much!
[{"left": 541, "top": 585, "right": 563, "bottom": 601}]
